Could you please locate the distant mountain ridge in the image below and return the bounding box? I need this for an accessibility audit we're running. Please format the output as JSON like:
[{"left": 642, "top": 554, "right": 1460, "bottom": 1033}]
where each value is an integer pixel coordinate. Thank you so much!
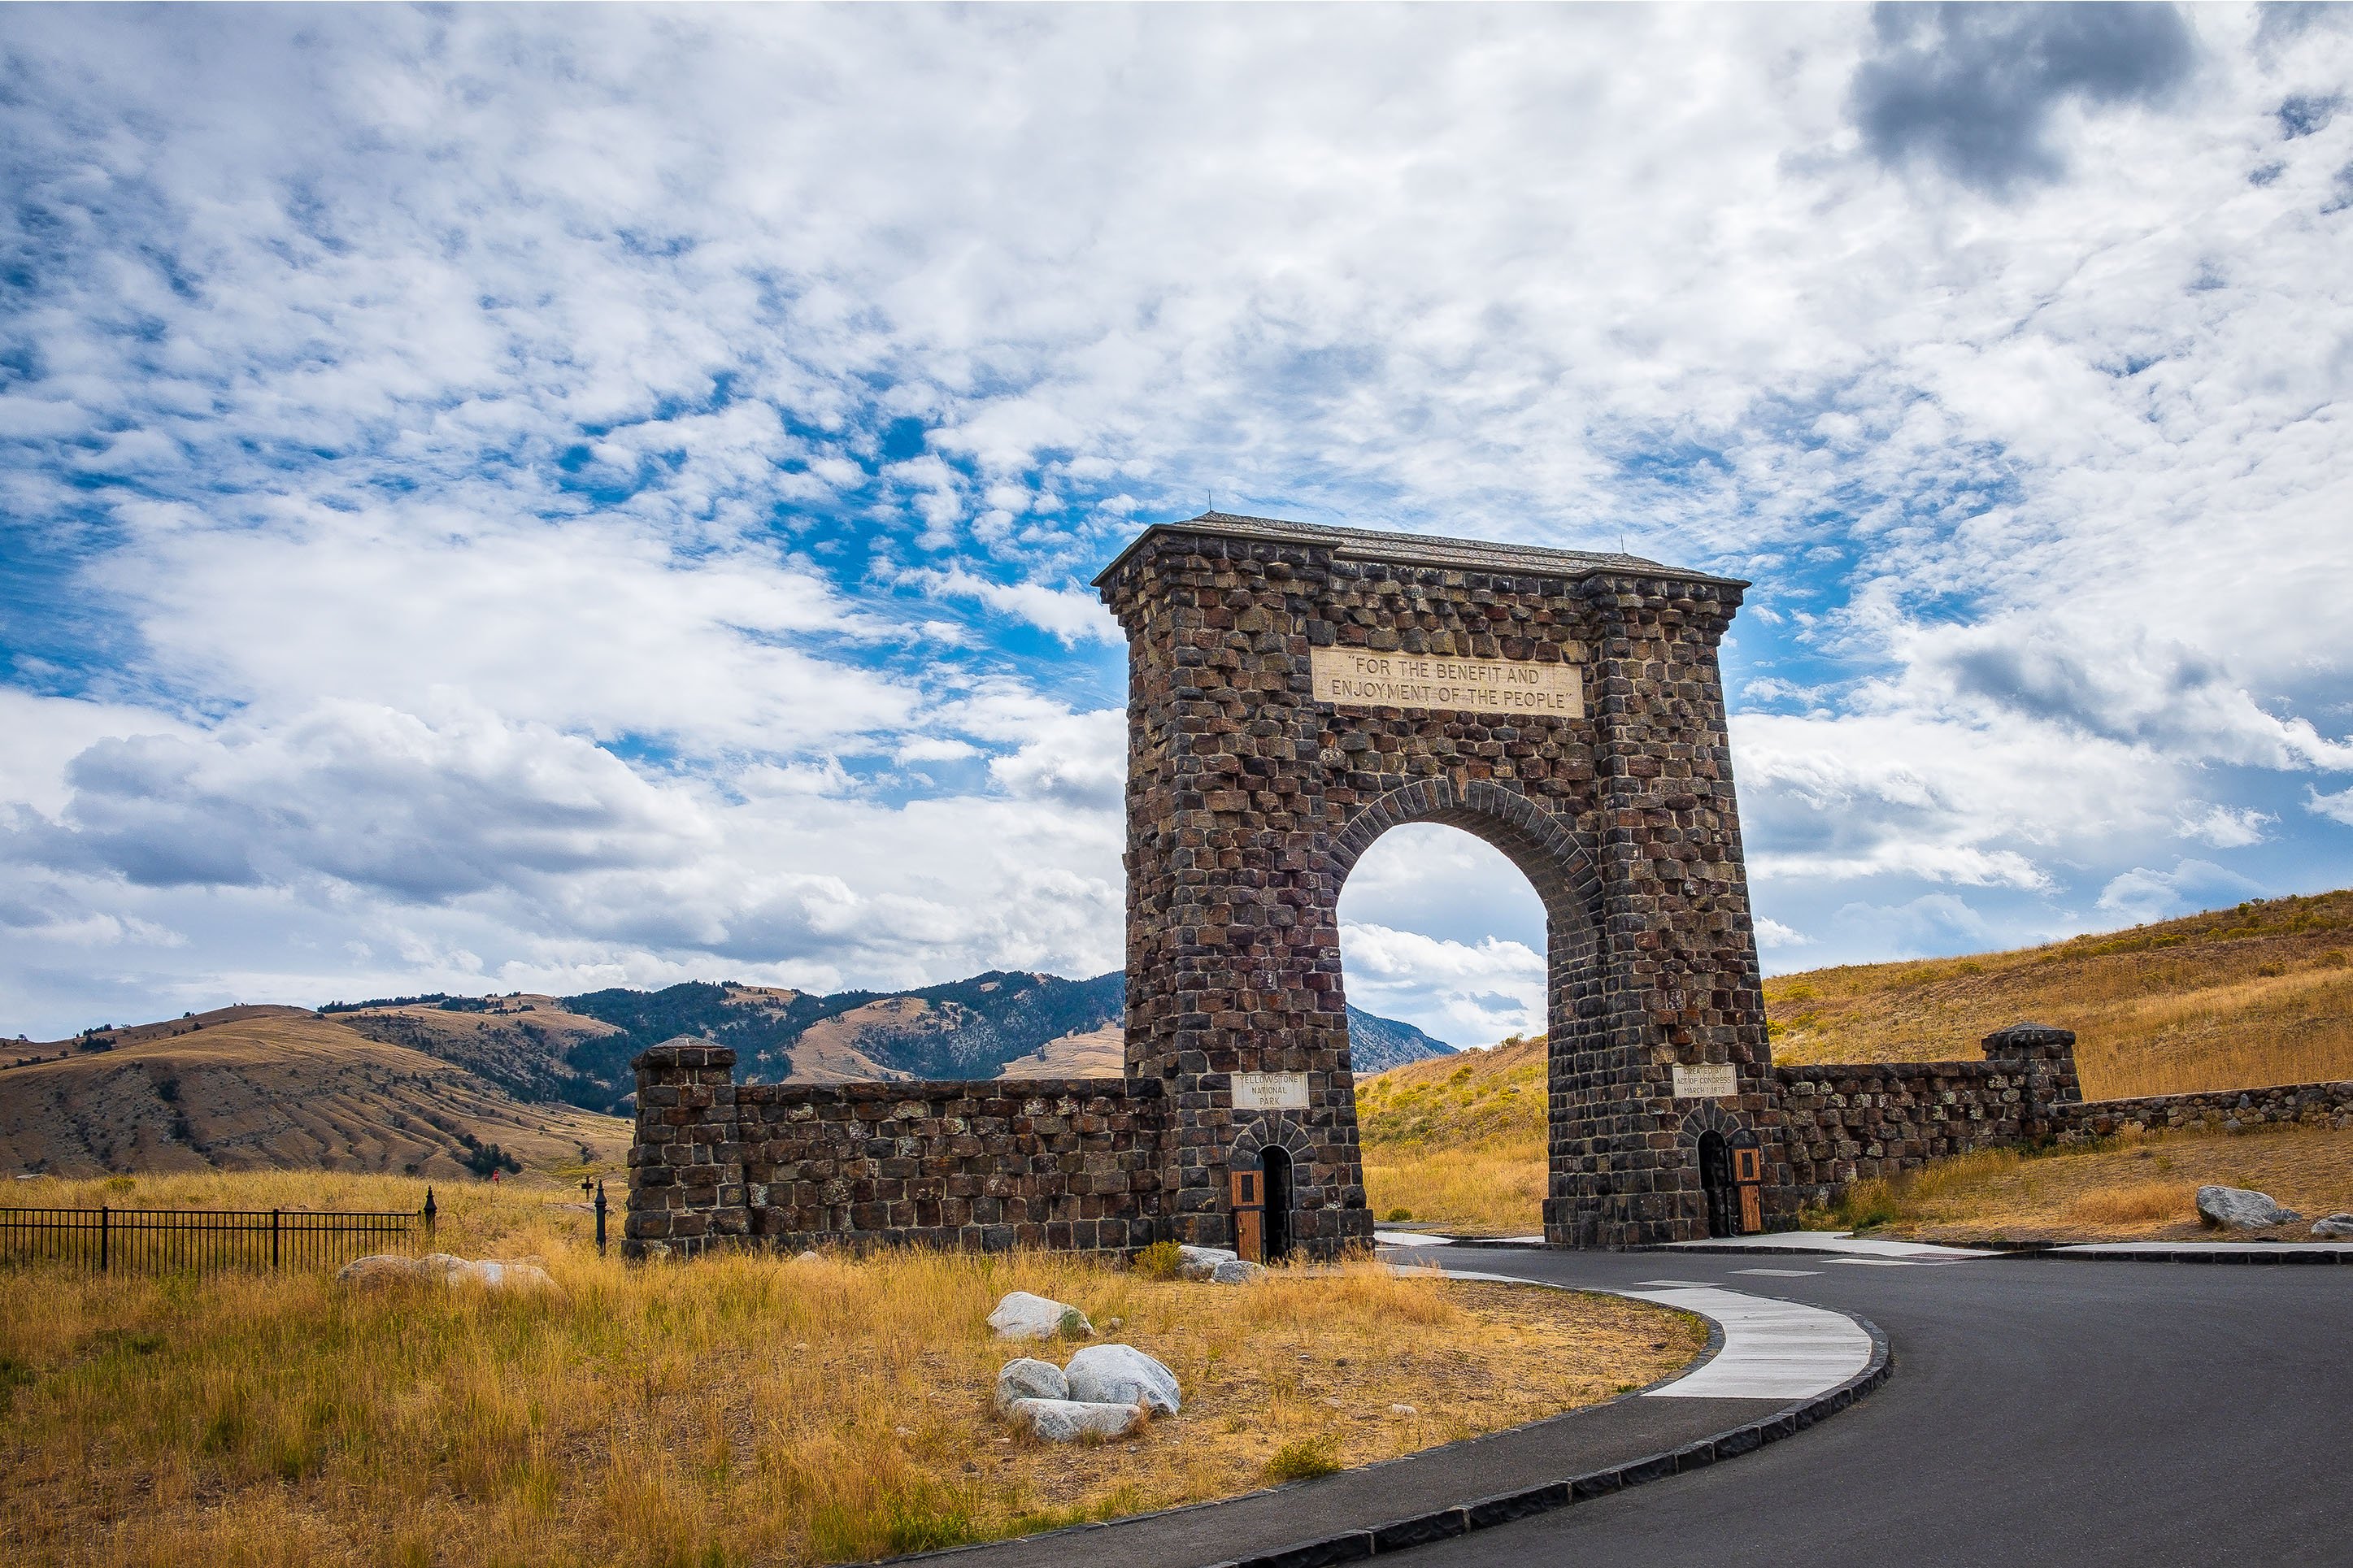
[{"left": 320, "top": 970, "right": 1455, "bottom": 1112}]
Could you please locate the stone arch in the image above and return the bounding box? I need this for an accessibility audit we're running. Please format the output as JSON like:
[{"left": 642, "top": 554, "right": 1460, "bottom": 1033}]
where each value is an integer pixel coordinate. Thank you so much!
[
  {"left": 1095, "top": 512, "right": 1781, "bottom": 1252},
  {"left": 1228, "top": 1115, "right": 1316, "bottom": 1167},
  {"left": 1677, "top": 1101, "right": 1748, "bottom": 1141}
]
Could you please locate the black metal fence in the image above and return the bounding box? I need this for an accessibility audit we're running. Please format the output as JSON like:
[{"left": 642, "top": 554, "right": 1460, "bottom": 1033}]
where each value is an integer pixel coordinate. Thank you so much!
[{"left": 0, "top": 1197, "right": 433, "bottom": 1275}]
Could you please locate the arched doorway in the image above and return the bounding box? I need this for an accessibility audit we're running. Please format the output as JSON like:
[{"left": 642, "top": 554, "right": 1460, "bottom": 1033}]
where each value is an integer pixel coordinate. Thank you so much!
[
  {"left": 1261, "top": 1145, "right": 1294, "bottom": 1262},
  {"left": 1698, "top": 1129, "right": 1733, "bottom": 1238}
]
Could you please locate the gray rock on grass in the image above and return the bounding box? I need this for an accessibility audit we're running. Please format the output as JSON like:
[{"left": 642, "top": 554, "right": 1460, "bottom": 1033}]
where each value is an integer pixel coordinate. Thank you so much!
[
  {"left": 1003, "top": 1397, "right": 1146, "bottom": 1443},
  {"left": 2195, "top": 1185, "right": 2301, "bottom": 1230},
  {"left": 993, "top": 1357, "right": 1070, "bottom": 1410},
  {"left": 1176, "top": 1245, "right": 1237, "bottom": 1281},
  {"left": 1210, "top": 1258, "right": 1268, "bottom": 1284},
  {"left": 337, "top": 1252, "right": 559, "bottom": 1292},
  {"left": 2311, "top": 1213, "right": 2353, "bottom": 1239},
  {"left": 986, "top": 1290, "right": 1094, "bottom": 1340},
  {"left": 1064, "top": 1343, "right": 1181, "bottom": 1416}
]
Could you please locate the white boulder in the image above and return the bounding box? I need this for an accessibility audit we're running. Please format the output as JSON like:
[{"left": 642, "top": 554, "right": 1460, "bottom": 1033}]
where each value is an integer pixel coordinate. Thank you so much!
[
  {"left": 337, "top": 1252, "right": 559, "bottom": 1292},
  {"left": 2311, "top": 1213, "right": 2353, "bottom": 1239},
  {"left": 1065, "top": 1343, "right": 1181, "bottom": 1417},
  {"left": 1176, "top": 1245, "right": 1237, "bottom": 1281},
  {"left": 993, "top": 1357, "right": 1070, "bottom": 1410},
  {"left": 986, "top": 1290, "right": 1094, "bottom": 1340},
  {"left": 1003, "top": 1397, "right": 1146, "bottom": 1443},
  {"left": 1210, "top": 1257, "right": 1268, "bottom": 1284},
  {"left": 2196, "top": 1185, "right": 2301, "bottom": 1230}
]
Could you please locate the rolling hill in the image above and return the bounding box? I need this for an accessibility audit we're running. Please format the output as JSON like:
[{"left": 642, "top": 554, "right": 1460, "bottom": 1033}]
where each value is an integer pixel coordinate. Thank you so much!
[
  {"left": 317, "top": 971, "right": 1451, "bottom": 1111},
  {"left": 5, "top": 971, "right": 1454, "bottom": 1175},
  {"left": 1762, "top": 888, "right": 2353, "bottom": 1099},
  {"left": 0, "top": 1009, "right": 628, "bottom": 1179},
  {"left": 1358, "top": 889, "right": 2353, "bottom": 1234}
]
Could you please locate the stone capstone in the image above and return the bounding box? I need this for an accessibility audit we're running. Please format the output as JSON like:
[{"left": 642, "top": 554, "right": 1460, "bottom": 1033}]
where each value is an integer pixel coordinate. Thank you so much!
[
  {"left": 2195, "top": 1185, "right": 2301, "bottom": 1230},
  {"left": 1002, "top": 1397, "right": 1146, "bottom": 1443},
  {"left": 993, "top": 1357, "right": 1070, "bottom": 1410},
  {"left": 2310, "top": 1213, "right": 2353, "bottom": 1239},
  {"left": 1063, "top": 1343, "right": 1181, "bottom": 1416},
  {"left": 987, "top": 1290, "right": 1094, "bottom": 1340}
]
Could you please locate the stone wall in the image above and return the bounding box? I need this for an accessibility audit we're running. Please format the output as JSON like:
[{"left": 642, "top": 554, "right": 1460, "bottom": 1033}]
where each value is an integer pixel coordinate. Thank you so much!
[
  {"left": 1775, "top": 1023, "right": 2084, "bottom": 1204},
  {"left": 2051, "top": 1080, "right": 2353, "bottom": 1140},
  {"left": 624, "top": 1041, "right": 1168, "bottom": 1259}
]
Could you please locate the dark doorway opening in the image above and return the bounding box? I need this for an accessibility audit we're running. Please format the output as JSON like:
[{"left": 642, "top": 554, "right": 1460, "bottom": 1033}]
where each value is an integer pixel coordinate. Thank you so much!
[
  {"left": 1262, "top": 1145, "right": 1294, "bottom": 1262},
  {"left": 1698, "top": 1130, "right": 1736, "bottom": 1238}
]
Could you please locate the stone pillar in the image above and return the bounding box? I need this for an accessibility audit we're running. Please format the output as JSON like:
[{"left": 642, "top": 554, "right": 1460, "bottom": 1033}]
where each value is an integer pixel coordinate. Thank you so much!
[
  {"left": 1981, "top": 1022, "right": 2081, "bottom": 1140},
  {"left": 623, "top": 1041, "right": 747, "bottom": 1259},
  {"left": 1546, "top": 571, "right": 1781, "bottom": 1245}
]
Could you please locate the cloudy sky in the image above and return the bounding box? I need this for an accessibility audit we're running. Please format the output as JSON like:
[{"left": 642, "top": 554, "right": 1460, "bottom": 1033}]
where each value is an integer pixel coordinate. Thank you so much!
[{"left": 3, "top": 4, "right": 2351, "bottom": 1048}]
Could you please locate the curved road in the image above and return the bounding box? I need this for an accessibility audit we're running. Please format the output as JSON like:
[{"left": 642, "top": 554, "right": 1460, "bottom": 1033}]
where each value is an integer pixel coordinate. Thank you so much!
[{"left": 1407, "top": 1244, "right": 2351, "bottom": 1568}]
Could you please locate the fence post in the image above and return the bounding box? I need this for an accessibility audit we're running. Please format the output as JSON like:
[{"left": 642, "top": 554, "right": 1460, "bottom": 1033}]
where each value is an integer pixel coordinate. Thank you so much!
[
  {"left": 99, "top": 1205, "right": 109, "bottom": 1273},
  {"left": 422, "top": 1187, "right": 436, "bottom": 1243},
  {"left": 272, "top": 1208, "right": 281, "bottom": 1271},
  {"left": 594, "top": 1179, "right": 607, "bottom": 1256}
]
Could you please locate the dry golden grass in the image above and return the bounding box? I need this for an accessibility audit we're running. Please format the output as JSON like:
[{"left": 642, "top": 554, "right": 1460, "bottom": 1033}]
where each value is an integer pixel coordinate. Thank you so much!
[
  {"left": 1811, "top": 1123, "right": 2353, "bottom": 1244},
  {"left": 0, "top": 1172, "right": 1703, "bottom": 1568},
  {"left": 1359, "top": 1039, "right": 1546, "bottom": 1236},
  {"left": 1764, "top": 888, "right": 2353, "bottom": 1098}
]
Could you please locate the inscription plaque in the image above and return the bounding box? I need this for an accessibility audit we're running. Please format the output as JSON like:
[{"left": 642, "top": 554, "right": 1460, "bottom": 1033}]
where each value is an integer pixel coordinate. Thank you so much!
[
  {"left": 1671, "top": 1062, "right": 1738, "bottom": 1100},
  {"left": 1232, "top": 1071, "right": 1311, "bottom": 1110},
  {"left": 1310, "top": 646, "right": 1582, "bottom": 717}
]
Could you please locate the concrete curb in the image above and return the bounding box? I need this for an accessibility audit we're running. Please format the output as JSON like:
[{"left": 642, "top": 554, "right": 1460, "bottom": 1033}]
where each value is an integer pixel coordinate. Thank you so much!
[
  {"left": 2012, "top": 1244, "right": 2353, "bottom": 1265},
  {"left": 1202, "top": 1311, "right": 1892, "bottom": 1568}
]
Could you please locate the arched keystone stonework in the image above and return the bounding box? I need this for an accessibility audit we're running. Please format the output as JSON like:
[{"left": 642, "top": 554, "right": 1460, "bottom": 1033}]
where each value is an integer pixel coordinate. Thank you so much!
[{"left": 1094, "top": 512, "right": 1789, "bottom": 1249}]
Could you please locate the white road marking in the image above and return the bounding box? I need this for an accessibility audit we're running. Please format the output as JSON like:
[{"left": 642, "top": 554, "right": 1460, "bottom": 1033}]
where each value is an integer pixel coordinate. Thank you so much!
[
  {"left": 1657, "top": 1231, "right": 1984, "bottom": 1260},
  {"left": 1372, "top": 1230, "right": 1454, "bottom": 1248},
  {"left": 1623, "top": 1286, "right": 1876, "bottom": 1400},
  {"left": 1632, "top": 1278, "right": 1717, "bottom": 1288},
  {"left": 1735, "top": 1267, "right": 1820, "bottom": 1277},
  {"left": 1439, "top": 1269, "right": 1877, "bottom": 1403}
]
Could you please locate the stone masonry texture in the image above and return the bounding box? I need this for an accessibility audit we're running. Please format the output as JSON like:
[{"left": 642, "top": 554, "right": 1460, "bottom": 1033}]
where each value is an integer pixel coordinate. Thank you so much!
[{"left": 1094, "top": 515, "right": 1781, "bottom": 1249}]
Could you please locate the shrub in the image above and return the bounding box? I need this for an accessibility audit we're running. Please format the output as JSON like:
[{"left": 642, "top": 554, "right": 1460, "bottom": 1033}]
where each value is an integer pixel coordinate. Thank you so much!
[
  {"left": 1383, "top": 1207, "right": 1413, "bottom": 1223},
  {"left": 461, "top": 1141, "right": 522, "bottom": 1179},
  {"left": 1263, "top": 1433, "right": 1342, "bottom": 1483},
  {"left": 1132, "top": 1240, "right": 1183, "bottom": 1280}
]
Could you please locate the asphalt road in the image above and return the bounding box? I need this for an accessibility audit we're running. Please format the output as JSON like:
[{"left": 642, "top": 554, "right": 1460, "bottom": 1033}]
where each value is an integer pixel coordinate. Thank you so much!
[{"left": 1407, "top": 1245, "right": 2353, "bottom": 1568}]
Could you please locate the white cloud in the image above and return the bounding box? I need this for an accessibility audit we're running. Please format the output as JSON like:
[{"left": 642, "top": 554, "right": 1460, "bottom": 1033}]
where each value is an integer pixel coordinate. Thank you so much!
[
  {"left": 2095, "top": 858, "right": 2267, "bottom": 924},
  {"left": 2307, "top": 785, "right": 2353, "bottom": 827},
  {"left": 2, "top": 6, "right": 2351, "bottom": 1032},
  {"left": 1754, "top": 918, "right": 1813, "bottom": 949},
  {"left": 2176, "top": 804, "right": 2275, "bottom": 848}
]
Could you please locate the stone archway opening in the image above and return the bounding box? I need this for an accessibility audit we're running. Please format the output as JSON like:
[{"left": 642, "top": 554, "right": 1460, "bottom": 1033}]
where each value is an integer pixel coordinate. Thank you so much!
[{"left": 1335, "top": 823, "right": 1549, "bottom": 1066}]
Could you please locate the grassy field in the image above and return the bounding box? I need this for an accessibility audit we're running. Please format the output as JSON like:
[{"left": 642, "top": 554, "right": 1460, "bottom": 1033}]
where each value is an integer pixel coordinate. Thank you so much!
[
  {"left": 1807, "top": 1123, "right": 2353, "bottom": 1244},
  {"left": 1359, "top": 1038, "right": 1546, "bottom": 1236},
  {"left": 1359, "top": 890, "right": 2353, "bottom": 1236},
  {"left": 0, "top": 1171, "right": 1702, "bottom": 1568}
]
